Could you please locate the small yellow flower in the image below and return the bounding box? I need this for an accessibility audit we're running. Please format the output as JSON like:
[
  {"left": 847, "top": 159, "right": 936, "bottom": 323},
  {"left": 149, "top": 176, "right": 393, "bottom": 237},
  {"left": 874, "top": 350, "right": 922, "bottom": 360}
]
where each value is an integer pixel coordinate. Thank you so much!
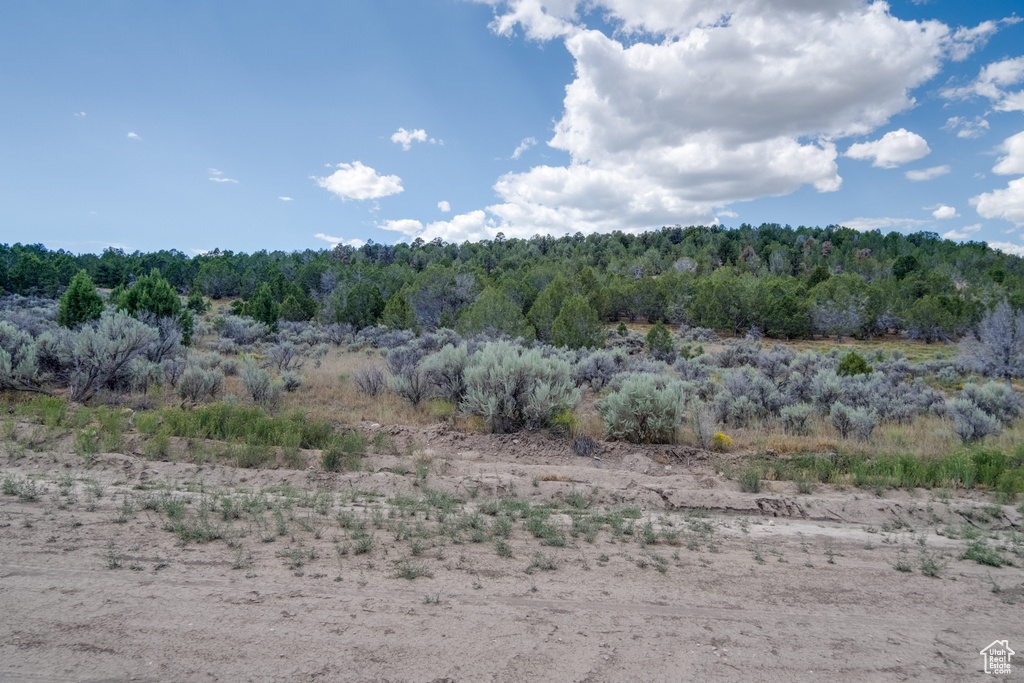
[{"left": 712, "top": 433, "right": 732, "bottom": 450}]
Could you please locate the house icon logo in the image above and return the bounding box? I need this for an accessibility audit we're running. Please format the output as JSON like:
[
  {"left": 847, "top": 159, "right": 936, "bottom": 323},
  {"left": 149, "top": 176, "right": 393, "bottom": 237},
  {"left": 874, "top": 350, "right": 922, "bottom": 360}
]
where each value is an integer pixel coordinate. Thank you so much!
[{"left": 980, "top": 640, "right": 1014, "bottom": 675}]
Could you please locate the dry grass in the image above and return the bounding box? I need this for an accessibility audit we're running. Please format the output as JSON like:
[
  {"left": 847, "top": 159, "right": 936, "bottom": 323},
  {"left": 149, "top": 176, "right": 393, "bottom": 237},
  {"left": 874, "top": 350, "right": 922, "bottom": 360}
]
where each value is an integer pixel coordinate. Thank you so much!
[
  {"left": 181, "top": 335, "right": 1024, "bottom": 461},
  {"left": 539, "top": 473, "right": 574, "bottom": 482}
]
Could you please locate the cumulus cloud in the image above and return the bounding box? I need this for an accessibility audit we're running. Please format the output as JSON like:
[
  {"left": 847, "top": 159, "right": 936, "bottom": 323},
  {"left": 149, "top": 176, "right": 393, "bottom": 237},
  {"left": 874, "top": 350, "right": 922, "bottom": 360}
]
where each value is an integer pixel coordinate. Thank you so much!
[
  {"left": 367, "top": 2, "right": 1011, "bottom": 244},
  {"left": 315, "top": 161, "right": 403, "bottom": 201},
  {"left": 511, "top": 137, "right": 537, "bottom": 160},
  {"left": 972, "top": 177, "right": 1024, "bottom": 227},
  {"left": 943, "top": 116, "right": 989, "bottom": 139},
  {"left": 988, "top": 241, "right": 1024, "bottom": 256},
  {"left": 969, "top": 130, "right": 1024, "bottom": 227},
  {"left": 74, "top": 111, "right": 86, "bottom": 117},
  {"left": 127, "top": 132, "right": 141, "bottom": 140},
  {"left": 942, "top": 55, "right": 1024, "bottom": 112},
  {"left": 993, "top": 131, "right": 1024, "bottom": 176},
  {"left": 845, "top": 129, "right": 930, "bottom": 168},
  {"left": 279, "top": 196, "right": 293, "bottom": 201},
  {"left": 314, "top": 233, "right": 366, "bottom": 248},
  {"left": 437, "top": 200, "right": 451, "bottom": 212},
  {"left": 932, "top": 205, "right": 958, "bottom": 219},
  {"left": 942, "top": 224, "right": 981, "bottom": 240},
  {"left": 400, "top": 0, "right": 966, "bottom": 242},
  {"left": 841, "top": 217, "right": 930, "bottom": 233},
  {"left": 379, "top": 210, "right": 493, "bottom": 244},
  {"left": 905, "top": 165, "right": 951, "bottom": 181},
  {"left": 391, "top": 127, "right": 439, "bottom": 150}
]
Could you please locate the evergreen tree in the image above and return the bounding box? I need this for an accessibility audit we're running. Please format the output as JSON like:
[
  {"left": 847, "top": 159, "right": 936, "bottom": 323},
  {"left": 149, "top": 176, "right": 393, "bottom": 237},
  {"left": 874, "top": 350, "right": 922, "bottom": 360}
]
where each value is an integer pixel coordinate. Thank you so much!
[
  {"left": 552, "top": 295, "right": 604, "bottom": 349},
  {"left": 528, "top": 276, "right": 570, "bottom": 342},
  {"left": 337, "top": 282, "right": 384, "bottom": 329},
  {"left": 186, "top": 288, "right": 210, "bottom": 315},
  {"left": 646, "top": 321, "right": 674, "bottom": 360},
  {"left": 118, "top": 268, "right": 196, "bottom": 344},
  {"left": 837, "top": 351, "right": 872, "bottom": 377},
  {"left": 457, "top": 287, "right": 534, "bottom": 339},
  {"left": 380, "top": 292, "right": 418, "bottom": 330},
  {"left": 118, "top": 269, "right": 181, "bottom": 319},
  {"left": 245, "top": 282, "right": 280, "bottom": 332},
  {"left": 57, "top": 270, "right": 104, "bottom": 329}
]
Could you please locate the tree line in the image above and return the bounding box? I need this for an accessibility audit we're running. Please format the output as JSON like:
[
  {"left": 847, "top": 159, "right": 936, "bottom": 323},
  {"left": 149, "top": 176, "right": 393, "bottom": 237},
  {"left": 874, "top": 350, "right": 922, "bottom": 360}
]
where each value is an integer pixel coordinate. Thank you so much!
[{"left": 2, "top": 224, "right": 1022, "bottom": 343}]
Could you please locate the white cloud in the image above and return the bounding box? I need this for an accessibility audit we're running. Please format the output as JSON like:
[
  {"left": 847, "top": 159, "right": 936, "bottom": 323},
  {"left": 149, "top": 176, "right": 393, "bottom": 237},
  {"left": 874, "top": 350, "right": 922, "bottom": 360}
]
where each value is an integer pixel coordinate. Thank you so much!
[
  {"left": 315, "top": 161, "right": 403, "bottom": 201},
  {"left": 845, "top": 129, "right": 930, "bottom": 168},
  {"left": 717, "top": 210, "right": 738, "bottom": 219},
  {"left": 972, "top": 177, "right": 1024, "bottom": 227},
  {"left": 278, "top": 196, "right": 293, "bottom": 201},
  {"left": 412, "top": 0, "right": 960, "bottom": 242},
  {"left": 391, "top": 127, "right": 440, "bottom": 150},
  {"left": 932, "top": 205, "right": 958, "bottom": 220},
  {"left": 993, "top": 131, "right": 1024, "bottom": 176},
  {"left": 943, "top": 116, "right": 989, "bottom": 139},
  {"left": 947, "top": 20, "right": 1004, "bottom": 61},
  {"left": 942, "top": 55, "right": 1024, "bottom": 112},
  {"left": 988, "top": 240, "right": 1024, "bottom": 257},
  {"left": 905, "top": 165, "right": 951, "bottom": 181},
  {"left": 208, "top": 168, "right": 238, "bottom": 184},
  {"left": 841, "top": 217, "right": 930, "bottom": 233},
  {"left": 74, "top": 111, "right": 86, "bottom": 117},
  {"left": 127, "top": 132, "right": 141, "bottom": 140},
  {"left": 313, "top": 233, "right": 366, "bottom": 248},
  {"left": 437, "top": 200, "right": 451, "bottom": 212},
  {"left": 379, "top": 210, "right": 494, "bottom": 244},
  {"left": 511, "top": 137, "right": 537, "bottom": 160},
  {"left": 942, "top": 224, "right": 981, "bottom": 240}
]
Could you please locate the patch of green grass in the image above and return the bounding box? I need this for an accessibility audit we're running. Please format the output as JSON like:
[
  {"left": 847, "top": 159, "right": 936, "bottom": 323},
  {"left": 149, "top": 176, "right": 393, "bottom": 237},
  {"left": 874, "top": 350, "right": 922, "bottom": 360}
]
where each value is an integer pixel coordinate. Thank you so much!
[
  {"left": 738, "top": 466, "right": 762, "bottom": 493},
  {"left": 395, "top": 560, "right": 433, "bottom": 580},
  {"left": 161, "top": 403, "right": 335, "bottom": 450},
  {"left": 525, "top": 552, "right": 558, "bottom": 574},
  {"left": 961, "top": 539, "right": 1009, "bottom": 567}
]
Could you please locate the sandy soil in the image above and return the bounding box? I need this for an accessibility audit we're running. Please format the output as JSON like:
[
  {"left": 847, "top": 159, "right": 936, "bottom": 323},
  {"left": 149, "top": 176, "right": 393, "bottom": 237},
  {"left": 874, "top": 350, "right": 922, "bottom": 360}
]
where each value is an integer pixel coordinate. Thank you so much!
[{"left": 1, "top": 424, "right": 1022, "bottom": 682}]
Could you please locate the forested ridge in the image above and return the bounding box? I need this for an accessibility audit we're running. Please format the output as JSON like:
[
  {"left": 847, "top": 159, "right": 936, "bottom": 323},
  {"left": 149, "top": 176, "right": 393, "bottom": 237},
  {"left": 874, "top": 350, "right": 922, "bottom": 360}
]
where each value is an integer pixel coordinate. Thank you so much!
[{"left": 3, "top": 224, "right": 1022, "bottom": 342}]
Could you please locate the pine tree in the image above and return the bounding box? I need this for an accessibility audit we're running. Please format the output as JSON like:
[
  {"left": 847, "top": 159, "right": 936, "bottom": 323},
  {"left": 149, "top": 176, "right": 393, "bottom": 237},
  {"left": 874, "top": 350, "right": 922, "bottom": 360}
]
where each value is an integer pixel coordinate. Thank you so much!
[{"left": 57, "top": 270, "right": 104, "bottom": 329}]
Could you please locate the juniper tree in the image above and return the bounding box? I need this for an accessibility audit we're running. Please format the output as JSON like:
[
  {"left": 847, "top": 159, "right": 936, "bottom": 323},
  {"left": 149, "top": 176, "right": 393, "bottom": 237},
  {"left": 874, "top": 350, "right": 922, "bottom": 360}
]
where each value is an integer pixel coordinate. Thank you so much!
[
  {"left": 245, "top": 282, "right": 280, "bottom": 332},
  {"left": 57, "top": 270, "right": 104, "bottom": 329},
  {"left": 551, "top": 295, "right": 603, "bottom": 349}
]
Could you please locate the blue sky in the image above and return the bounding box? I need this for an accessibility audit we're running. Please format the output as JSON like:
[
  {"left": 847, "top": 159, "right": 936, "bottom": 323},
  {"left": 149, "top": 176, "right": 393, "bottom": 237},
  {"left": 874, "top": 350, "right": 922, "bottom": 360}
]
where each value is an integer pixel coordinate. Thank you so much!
[{"left": 1, "top": 1, "right": 1023, "bottom": 256}]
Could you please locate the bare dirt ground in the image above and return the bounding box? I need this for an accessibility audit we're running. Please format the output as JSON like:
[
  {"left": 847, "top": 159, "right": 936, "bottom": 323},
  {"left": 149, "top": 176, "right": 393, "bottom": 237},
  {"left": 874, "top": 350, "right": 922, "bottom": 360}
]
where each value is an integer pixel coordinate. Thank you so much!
[{"left": 2, "top": 424, "right": 1023, "bottom": 682}]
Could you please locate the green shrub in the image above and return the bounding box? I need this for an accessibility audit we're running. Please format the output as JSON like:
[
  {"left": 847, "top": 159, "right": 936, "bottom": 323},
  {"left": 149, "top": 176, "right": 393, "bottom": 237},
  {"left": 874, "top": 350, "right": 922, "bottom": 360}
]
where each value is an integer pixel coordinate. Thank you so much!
[
  {"left": 596, "top": 374, "right": 687, "bottom": 444},
  {"left": 837, "top": 351, "right": 871, "bottom": 377},
  {"left": 460, "top": 341, "right": 580, "bottom": 433},
  {"left": 58, "top": 270, "right": 104, "bottom": 329},
  {"left": 176, "top": 366, "right": 223, "bottom": 403},
  {"left": 947, "top": 399, "right": 1001, "bottom": 443},
  {"left": 646, "top": 321, "right": 674, "bottom": 361},
  {"left": 551, "top": 295, "right": 604, "bottom": 350},
  {"left": 780, "top": 403, "right": 813, "bottom": 436},
  {"left": 738, "top": 465, "right": 762, "bottom": 493}
]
